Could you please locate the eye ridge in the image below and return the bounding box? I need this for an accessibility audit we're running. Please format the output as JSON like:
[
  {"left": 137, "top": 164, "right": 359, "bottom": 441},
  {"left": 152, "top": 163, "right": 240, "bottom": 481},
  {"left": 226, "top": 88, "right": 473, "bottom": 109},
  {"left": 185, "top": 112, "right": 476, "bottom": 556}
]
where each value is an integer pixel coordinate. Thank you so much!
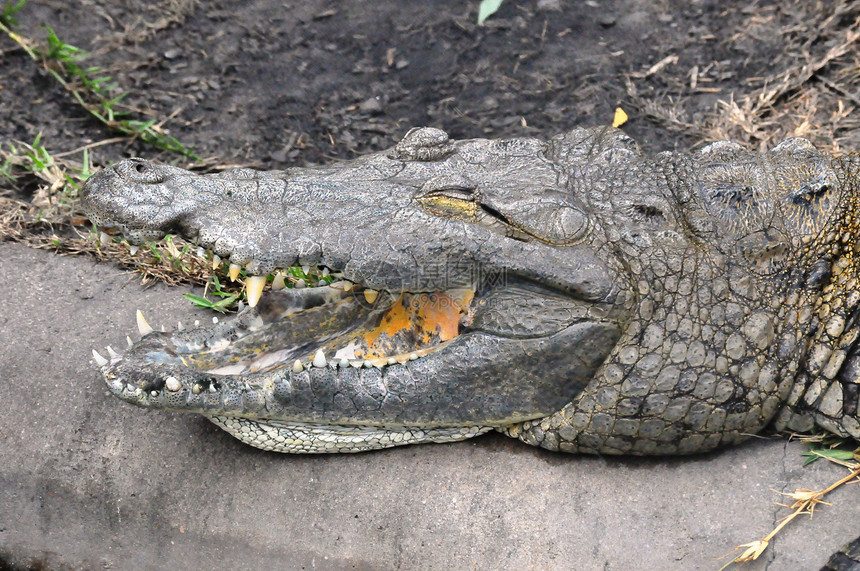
[{"left": 422, "top": 187, "right": 476, "bottom": 201}]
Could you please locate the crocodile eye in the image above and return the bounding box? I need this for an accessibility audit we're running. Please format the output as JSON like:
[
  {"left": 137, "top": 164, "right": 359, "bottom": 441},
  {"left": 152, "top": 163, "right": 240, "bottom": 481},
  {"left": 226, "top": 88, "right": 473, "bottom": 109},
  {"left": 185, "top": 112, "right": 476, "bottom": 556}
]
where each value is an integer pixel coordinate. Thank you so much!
[
  {"left": 791, "top": 181, "right": 831, "bottom": 205},
  {"left": 417, "top": 189, "right": 479, "bottom": 219},
  {"left": 422, "top": 187, "right": 474, "bottom": 202},
  {"left": 416, "top": 175, "right": 479, "bottom": 219}
]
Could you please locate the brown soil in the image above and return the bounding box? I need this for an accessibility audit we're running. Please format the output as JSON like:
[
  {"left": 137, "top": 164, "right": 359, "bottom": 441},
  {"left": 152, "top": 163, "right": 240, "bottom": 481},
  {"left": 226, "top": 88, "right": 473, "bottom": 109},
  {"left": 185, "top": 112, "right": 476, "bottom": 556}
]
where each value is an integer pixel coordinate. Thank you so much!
[{"left": 2, "top": 0, "right": 858, "bottom": 170}]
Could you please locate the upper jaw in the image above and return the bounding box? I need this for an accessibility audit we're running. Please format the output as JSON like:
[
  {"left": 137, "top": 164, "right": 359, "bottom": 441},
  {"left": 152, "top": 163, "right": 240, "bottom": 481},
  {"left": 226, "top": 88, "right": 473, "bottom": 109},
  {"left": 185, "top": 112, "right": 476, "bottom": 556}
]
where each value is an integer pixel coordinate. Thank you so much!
[{"left": 81, "top": 151, "right": 616, "bottom": 299}]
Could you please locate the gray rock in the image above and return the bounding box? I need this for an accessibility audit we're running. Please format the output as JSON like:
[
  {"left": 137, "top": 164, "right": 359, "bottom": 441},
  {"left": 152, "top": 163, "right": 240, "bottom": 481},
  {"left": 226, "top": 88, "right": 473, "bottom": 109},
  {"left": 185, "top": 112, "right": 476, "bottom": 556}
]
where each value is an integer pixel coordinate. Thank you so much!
[{"left": 0, "top": 242, "right": 857, "bottom": 569}]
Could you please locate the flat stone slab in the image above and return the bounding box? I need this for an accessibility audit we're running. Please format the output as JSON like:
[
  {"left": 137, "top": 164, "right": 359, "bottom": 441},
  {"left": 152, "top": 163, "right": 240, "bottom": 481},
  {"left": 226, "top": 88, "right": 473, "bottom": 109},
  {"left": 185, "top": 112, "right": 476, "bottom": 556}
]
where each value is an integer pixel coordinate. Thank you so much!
[{"left": 0, "top": 242, "right": 857, "bottom": 569}]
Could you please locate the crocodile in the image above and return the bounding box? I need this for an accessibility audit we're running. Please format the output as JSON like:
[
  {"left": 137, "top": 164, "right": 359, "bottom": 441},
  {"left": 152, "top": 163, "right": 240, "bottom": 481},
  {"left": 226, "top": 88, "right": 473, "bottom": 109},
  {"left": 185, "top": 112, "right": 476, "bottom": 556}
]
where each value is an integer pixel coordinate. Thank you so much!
[
  {"left": 78, "top": 125, "right": 860, "bottom": 451},
  {"left": 81, "top": 126, "right": 860, "bottom": 568}
]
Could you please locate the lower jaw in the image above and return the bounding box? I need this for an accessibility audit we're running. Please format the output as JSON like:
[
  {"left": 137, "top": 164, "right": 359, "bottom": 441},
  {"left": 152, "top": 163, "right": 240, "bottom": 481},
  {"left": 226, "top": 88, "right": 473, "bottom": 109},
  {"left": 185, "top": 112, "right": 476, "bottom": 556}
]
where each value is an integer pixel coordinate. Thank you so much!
[
  {"left": 105, "top": 315, "right": 615, "bottom": 430},
  {"left": 97, "top": 268, "right": 619, "bottom": 430},
  {"left": 207, "top": 416, "right": 495, "bottom": 454}
]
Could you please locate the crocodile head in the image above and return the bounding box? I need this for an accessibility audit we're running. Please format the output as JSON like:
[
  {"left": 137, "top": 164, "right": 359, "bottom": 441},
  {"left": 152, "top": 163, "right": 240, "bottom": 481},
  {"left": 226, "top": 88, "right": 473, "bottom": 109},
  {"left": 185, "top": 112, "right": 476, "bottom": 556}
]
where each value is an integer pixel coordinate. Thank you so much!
[
  {"left": 82, "top": 127, "right": 636, "bottom": 452},
  {"left": 82, "top": 127, "right": 860, "bottom": 453}
]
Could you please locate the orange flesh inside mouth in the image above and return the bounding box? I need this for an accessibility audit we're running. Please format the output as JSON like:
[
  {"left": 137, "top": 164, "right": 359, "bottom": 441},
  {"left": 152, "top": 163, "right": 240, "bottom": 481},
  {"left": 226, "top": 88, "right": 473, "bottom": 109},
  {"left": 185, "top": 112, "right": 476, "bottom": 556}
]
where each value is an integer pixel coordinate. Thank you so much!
[
  {"left": 357, "top": 290, "right": 474, "bottom": 359},
  {"left": 187, "top": 288, "right": 477, "bottom": 375}
]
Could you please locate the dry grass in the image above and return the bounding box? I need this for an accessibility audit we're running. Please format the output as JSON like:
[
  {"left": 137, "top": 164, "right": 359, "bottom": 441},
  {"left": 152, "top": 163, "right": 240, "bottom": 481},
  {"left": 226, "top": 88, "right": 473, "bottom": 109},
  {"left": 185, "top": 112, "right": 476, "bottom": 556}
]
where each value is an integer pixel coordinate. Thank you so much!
[
  {"left": 90, "top": 0, "right": 200, "bottom": 46},
  {"left": 630, "top": 1, "right": 860, "bottom": 153},
  {"left": 720, "top": 451, "right": 860, "bottom": 569},
  {"left": 0, "top": 139, "right": 226, "bottom": 288}
]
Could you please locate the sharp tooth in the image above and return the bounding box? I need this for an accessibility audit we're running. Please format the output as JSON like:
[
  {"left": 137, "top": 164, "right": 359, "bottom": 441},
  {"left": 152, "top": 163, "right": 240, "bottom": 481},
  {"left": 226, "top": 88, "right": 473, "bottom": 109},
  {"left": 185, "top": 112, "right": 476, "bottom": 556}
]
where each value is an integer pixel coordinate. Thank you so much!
[
  {"left": 209, "top": 384, "right": 217, "bottom": 393},
  {"left": 177, "top": 321, "right": 184, "bottom": 331},
  {"left": 165, "top": 376, "right": 181, "bottom": 392},
  {"left": 106, "top": 346, "right": 120, "bottom": 359},
  {"left": 301, "top": 265, "right": 311, "bottom": 275},
  {"left": 192, "top": 383, "right": 202, "bottom": 394},
  {"left": 237, "top": 300, "right": 244, "bottom": 312},
  {"left": 271, "top": 272, "right": 287, "bottom": 290},
  {"left": 364, "top": 289, "right": 379, "bottom": 304},
  {"left": 212, "top": 254, "right": 222, "bottom": 270},
  {"left": 129, "top": 245, "right": 139, "bottom": 255},
  {"left": 246, "top": 275, "right": 266, "bottom": 308},
  {"left": 372, "top": 358, "right": 387, "bottom": 368},
  {"left": 136, "top": 310, "right": 154, "bottom": 336},
  {"left": 343, "top": 281, "right": 355, "bottom": 292},
  {"left": 160, "top": 325, "right": 166, "bottom": 332},
  {"left": 295, "top": 278, "right": 306, "bottom": 289},
  {"left": 126, "top": 335, "right": 133, "bottom": 348},
  {"left": 292, "top": 360, "right": 304, "bottom": 373},
  {"left": 313, "top": 349, "right": 327, "bottom": 368},
  {"left": 99, "top": 231, "right": 110, "bottom": 246},
  {"left": 322, "top": 267, "right": 330, "bottom": 277},
  {"left": 329, "top": 281, "right": 344, "bottom": 290},
  {"left": 228, "top": 263, "right": 242, "bottom": 281},
  {"left": 92, "top": 349, "right": 108, "bottom": 367},
  {"left": 197, "top": 247, "right": 205, "bottom": 258}
]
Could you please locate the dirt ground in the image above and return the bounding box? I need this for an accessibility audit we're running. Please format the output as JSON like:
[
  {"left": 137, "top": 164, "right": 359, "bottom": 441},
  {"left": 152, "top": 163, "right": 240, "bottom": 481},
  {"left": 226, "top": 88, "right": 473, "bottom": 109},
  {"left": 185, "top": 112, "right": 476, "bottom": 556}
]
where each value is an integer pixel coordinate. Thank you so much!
[
  {"left": 3, "top": 0, "right": 859, "bottom": 170},
  {"left": 1, "top": 1, "right": 860, "bottom": 569}
]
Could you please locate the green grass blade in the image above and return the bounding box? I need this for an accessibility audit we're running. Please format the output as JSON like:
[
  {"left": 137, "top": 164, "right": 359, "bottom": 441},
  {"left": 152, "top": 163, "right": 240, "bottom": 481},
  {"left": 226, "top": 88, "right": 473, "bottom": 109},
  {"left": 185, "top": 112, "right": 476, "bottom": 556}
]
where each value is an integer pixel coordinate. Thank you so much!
[{"left": 477, "top": 0, "right": 504, "bottom": 25}]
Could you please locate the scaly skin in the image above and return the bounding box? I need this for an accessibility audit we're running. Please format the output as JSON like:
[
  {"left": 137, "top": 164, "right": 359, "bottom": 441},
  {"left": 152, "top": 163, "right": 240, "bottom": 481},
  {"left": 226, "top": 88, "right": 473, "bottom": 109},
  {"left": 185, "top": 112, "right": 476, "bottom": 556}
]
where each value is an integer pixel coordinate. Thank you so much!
[
  {"left": 81, "top": 126, "right": 860, "bottom": 566},
  {"left": 81, "top": 126, "right": 860, "bottom": 458},
  {"left": 822, "top": 536, "right": 860, "bottom": 570}
]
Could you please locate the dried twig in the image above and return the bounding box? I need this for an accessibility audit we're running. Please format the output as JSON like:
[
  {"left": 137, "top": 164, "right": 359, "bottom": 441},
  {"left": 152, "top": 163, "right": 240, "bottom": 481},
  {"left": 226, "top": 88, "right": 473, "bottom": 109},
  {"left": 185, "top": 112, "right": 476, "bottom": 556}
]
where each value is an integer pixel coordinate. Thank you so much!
[{"left": 720, "top": 452, "right": 860, "bottom": 569}]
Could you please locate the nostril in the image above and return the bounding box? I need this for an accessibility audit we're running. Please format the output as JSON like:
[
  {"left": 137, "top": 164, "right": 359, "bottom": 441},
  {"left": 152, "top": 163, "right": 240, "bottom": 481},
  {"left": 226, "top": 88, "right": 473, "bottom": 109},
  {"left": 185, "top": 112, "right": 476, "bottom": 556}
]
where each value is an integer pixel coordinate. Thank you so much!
[{"left": 123, "top": 158, "right": 165, "bottom": 184}]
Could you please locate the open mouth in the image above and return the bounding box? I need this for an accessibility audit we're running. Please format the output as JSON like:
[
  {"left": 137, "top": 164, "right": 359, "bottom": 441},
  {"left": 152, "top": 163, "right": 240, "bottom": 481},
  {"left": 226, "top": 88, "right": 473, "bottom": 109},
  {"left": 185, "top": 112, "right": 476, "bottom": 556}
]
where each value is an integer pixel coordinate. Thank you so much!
[
  {"left": 92, "top": 249, "right": 623, "bottom": 431},
  {"left": 96, "top": 268, "right": 475, "bottom": 380},
  {"left": 95, "top": 265, "right": 479, "bottom": 391},
  {"left": 171, "top": 276, "right": 475, "bottom": 377},
  {"left": 92, "top": 261, "right": 530, "bottom": 452}
]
